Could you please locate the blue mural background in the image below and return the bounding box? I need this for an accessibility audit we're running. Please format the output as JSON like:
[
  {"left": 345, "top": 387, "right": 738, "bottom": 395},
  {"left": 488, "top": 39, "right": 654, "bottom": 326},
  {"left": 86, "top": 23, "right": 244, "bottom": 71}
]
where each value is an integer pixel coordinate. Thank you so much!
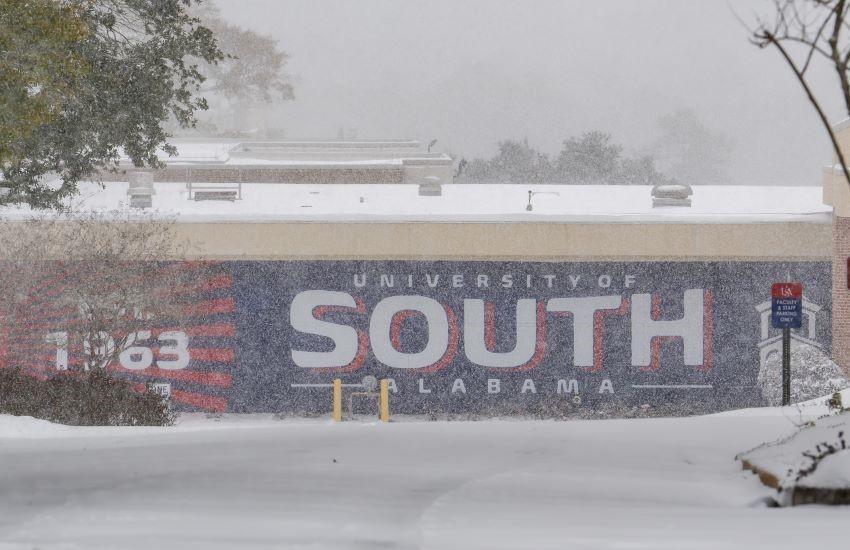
[{"left": 226, "top": 260, "right": 832, "bottom": 415}]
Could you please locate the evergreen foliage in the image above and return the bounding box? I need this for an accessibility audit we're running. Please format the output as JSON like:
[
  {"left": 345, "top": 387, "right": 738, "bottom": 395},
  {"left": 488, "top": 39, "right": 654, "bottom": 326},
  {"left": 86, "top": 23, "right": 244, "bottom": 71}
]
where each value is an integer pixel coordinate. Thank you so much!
[
  {"left": 0, "top": 0, "right": 223, "bottom": 207},
  {"left": 0, "top": 0, "right": 89, "bottom": 167},
  {"left": 462, "top": 133, "right": 675, "bottom": 185}
]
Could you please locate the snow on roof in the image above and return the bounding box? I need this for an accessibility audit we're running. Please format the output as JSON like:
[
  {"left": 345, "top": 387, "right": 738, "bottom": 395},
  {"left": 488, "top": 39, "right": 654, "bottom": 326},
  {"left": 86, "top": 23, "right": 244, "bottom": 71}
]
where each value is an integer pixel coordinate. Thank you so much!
[
  {"left": 138, "top": 142, "right": 236, "bottom": 164},
  {"left": 119, "top": 140, "right": 450, "bottom": 167},
  {"left": 0, "top": 183, "right": 832, "bottom": 224},
  {"left": 223, "top": 158, "right": 406, "bottom": 167}
]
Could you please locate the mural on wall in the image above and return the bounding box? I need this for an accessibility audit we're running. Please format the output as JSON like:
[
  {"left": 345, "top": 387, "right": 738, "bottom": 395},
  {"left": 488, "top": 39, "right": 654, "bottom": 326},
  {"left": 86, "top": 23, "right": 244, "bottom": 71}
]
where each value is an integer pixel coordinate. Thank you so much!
[
  {"left": 0, "top": 262, "right": 237, "bottom": 412},
  {"left": 1, "top": 260, "right": 832, "bottom": 415}
]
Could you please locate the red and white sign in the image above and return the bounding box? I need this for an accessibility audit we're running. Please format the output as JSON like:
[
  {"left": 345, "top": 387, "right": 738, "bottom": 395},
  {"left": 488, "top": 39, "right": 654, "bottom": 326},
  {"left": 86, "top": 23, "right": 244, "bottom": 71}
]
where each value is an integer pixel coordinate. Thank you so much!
[{"left": 772, "top": 282, "right": 802, "bottom": 300}]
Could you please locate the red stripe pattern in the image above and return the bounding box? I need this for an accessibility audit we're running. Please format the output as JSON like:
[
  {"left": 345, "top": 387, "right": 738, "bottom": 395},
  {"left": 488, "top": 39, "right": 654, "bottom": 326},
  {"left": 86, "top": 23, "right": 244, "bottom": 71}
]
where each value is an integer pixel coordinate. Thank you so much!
[{"left": 0, "top": 262, "right": 237, "bottom": 413}]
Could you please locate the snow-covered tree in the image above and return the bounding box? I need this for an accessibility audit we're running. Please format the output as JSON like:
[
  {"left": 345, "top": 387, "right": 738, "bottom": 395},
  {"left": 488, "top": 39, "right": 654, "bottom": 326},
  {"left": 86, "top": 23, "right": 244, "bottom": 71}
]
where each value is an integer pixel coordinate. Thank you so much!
[
  {"left": 0, "top": 0, "right": 223, "bottom": 208},
  {"left": 462, "top": 132, "right": 673, "bottom": 185},
  {"left": 190, "top": 2, "right": 293, "bottom": 106},
  {"left": 651, "top": 109, "right": 731, "bottom": 186},
  {"left": 758, "top": 342, "right": 850, "bottom": 405},
  {"left": 554, "top": 131, "right": 622, "bottom": 184},
  {"left": 0, "top": 212, "right": 212, "bottom": 371},
  {"left": 183, "top": 1, "right": 294, "bottom": 136},
  {"left": 463, "top": 139, "right": 552, "bottom": 183}
]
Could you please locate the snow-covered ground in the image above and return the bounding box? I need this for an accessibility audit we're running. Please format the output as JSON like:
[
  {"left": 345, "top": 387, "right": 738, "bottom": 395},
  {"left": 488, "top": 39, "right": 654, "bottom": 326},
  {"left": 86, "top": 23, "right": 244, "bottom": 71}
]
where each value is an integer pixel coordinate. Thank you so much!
[{"left": 1, "top": 410, "right": 849, "bottom": 550}]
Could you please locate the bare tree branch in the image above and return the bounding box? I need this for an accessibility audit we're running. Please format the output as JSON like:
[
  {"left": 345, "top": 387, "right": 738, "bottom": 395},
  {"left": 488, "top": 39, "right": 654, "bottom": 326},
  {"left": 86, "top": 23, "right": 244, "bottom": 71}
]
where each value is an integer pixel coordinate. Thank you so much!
[
  {"left": 0, "top": 211, "right": 215, "bottom": 373},
  {"left": 750, "top": 0, "right": 850, "bottom": 189}
]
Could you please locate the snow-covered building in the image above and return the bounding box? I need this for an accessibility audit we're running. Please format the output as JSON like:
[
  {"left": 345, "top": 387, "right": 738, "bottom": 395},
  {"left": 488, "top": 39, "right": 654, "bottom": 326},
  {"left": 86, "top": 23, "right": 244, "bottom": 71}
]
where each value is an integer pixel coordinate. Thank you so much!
[
  {"left": 0, "top": 178, "right": 837, "bottom": 414},
  {"left": 115, "top": 139, "right": 455, "bottom": 187}
]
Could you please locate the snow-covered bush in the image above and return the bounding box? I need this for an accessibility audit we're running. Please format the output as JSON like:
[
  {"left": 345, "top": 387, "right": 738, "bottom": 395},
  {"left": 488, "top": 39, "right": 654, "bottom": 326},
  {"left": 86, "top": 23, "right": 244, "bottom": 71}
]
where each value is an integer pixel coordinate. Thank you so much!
[
  {"left": 759, "top": 342, "right": 850, "bottom": 406},
  {"left": 0, "top": 368, "right": 174, "bottom": 426}
]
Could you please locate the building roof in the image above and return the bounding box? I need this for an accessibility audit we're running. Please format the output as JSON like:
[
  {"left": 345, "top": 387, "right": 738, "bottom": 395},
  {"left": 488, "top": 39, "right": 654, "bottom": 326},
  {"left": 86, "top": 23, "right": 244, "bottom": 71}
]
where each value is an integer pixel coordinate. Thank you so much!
[
  {"left": 122, "top": 139, "right": 452, "bottom": 168},
  {"left": 0, "top": 182, "right": 831, "bottom": 224}
]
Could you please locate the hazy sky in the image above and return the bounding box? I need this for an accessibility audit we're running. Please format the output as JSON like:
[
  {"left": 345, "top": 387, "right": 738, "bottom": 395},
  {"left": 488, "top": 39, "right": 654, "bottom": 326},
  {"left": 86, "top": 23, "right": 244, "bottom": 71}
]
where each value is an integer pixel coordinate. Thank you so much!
[{"left": 215, "top": 0, "right": 844, "bottom": 186}]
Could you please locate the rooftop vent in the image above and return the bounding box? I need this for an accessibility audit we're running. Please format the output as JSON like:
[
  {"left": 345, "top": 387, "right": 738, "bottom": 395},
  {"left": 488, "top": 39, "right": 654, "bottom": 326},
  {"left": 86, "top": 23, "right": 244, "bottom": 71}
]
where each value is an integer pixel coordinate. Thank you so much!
[
  {"left": 652, "top": 184, "right": 692, "bottom": 207},
  {"left": 188, "top": 181, "right": 242, "bottom": 201},
  {"left": 127, "top": 171, "right": 154, "bottom": 208},
  {"left": 526, "top": 190, "right": 560, "bottom": 211},
  {"left": 418, "top": 176, "right": 442, "bottom": 196}
]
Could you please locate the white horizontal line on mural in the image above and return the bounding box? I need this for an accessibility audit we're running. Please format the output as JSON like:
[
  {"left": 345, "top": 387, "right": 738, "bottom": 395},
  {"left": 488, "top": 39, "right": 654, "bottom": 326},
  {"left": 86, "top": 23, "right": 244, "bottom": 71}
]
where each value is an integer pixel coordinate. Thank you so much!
[
  {"left": 291, "top": 383, "right": 366, "bottom": 388},
  {"left": 631, "top": 384, "right": 714, "bottom": 389}
]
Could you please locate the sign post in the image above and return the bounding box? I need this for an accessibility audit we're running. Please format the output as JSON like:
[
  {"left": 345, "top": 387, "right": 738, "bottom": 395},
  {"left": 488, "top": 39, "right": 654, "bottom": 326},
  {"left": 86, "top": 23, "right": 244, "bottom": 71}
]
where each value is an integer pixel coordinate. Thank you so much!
[{"left": 771, "top": 282, "right": 803, "bottom": 406}]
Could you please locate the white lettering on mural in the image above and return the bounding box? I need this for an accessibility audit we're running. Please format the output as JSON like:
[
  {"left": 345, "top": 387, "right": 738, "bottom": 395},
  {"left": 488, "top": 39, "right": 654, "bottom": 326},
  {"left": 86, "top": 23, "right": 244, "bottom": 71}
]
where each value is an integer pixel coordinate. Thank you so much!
[
  {"left": 157, "top": 331, "right": 191, "bottom": 370},
  {"left": 368, "top": 378, "right": 625, "bottom": 397},
  {"left": 45, "top": 331, "right": 69, "bottom": 370},
  {"left": 350, "top": 273, "right": 637, "bottom": 291},
  {"left": 371, "top": 296, "right": 449, "bottom": 369},
  {"left": 118, "top": 331, "right": 154, "bottom": 370},
  {"left": 464, "top": 298, "right": 537, "bottom": 368},
  {"left": 547, "top": 296, "right": 623, "bottom": 368},
  {"left": 630, "top": 289, "right": 704, "bottom": 367},
  {"left": 557, "top": 379, "right": 580, "bottom": 394},
  {"left": 599, "top": 379, "right": 614, "bottom": 394},
  {"left": 287, "top": 287, "right": 707, "bottom": 370},
  {"left": 46, "top": 330, "right": 191, "bottom": 371},
  {"left": 290, "top": 290, "right": 359, "bottom": 369}
]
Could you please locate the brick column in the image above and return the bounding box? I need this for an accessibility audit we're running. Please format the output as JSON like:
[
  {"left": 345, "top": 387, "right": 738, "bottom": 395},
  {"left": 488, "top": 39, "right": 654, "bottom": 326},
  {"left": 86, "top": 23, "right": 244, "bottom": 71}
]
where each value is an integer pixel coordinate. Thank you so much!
[
  {"left": 825, "top": 123, "right": 850, "bottom": 377},
  {"left": 833, "top": 215, "right": 850, "bottom": 376}
]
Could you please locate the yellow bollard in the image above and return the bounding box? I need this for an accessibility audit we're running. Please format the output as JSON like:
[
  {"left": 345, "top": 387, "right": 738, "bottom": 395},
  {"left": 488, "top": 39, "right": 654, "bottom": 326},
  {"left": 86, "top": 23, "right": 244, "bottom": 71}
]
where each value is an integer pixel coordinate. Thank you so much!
[
  {"left": 333, "top": 378, "right": 342, "bottom": 422},
  {"left": 379, "top": 379, "right": 390, "bottom": 422}
]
